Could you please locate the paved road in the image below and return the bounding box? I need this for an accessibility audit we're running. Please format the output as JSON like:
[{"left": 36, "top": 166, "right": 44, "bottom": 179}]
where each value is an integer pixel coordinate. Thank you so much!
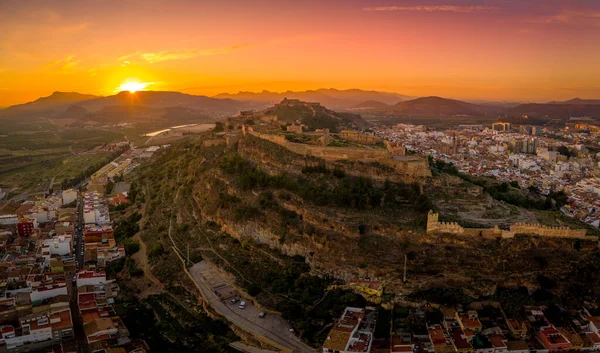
[
  {"left": 188, "top": 262, "right": 315, "bottom": 353},
  {"left": 230, "top": 341, "right": 280, "bottom": 353},
  {"left": 70, "top": 193, "right": 90, "bottom": 353}
]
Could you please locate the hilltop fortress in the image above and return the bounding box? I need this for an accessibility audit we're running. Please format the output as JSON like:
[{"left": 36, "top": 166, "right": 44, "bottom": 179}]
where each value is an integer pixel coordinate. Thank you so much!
[
  {"left": 242, "top": 125, "right": 431, "bottom": 180},
  {"left": 426, "top": 210, "right": 596, "bottom": 241}
]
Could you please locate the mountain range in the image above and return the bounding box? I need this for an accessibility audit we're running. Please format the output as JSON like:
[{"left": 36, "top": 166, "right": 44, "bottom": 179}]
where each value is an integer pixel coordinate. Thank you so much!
[
  {"left": 214, "top": 88, "right": 410, "bottom": 109},
  {"left": 0, "top": 91, "right": 252, "bottom": 120},
  {"left": 1, "top": 89, "right": 599, "bottom": 123}
]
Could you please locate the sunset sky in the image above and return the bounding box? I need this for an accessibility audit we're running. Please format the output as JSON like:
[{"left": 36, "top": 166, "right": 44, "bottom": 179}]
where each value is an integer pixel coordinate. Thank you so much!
[{"left": 1, "top": 0, "right": 599, "bottom": 107}]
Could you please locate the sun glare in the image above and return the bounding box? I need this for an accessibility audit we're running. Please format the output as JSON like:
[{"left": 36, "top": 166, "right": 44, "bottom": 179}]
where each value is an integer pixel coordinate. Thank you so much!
[{"left": 118, "top": 81, "right": 149, "bottom": 93}]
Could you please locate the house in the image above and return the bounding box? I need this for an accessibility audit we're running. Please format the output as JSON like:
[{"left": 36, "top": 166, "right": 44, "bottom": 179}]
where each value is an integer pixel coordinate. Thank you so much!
[
  {"left": 62, "top": 189, "right": 78, "bottom": 205},
  {"left": 451, "top": 327, "right": 473, "bottom": 353},
  {"left": 584, "top": 332, "right": 600, "bottom": 350},
  {"left": 30, "top": 280, "right": 68, "bottom": 302},
  {"left": 459, "top": 311, "right": 483, "bottom": 334},
  {"left": 0, "top": 307, "right": 73, "bottom": 353},
  {"left": 505, "top": 341, "right": 529, "bottom": 353},
  {"left": 429, "top": 324, "right": 456, "bottom": 353},
  {"left": 471, "top": 334, "right": 494, "bottom": 353},
  {"left": 323, "top": 307, "right": 377, "bottom": 353},
  {"left": 109, "top": 193, "right": 130, "bottom": 206},
  {"left": 391, "top": 334, "right": 413, "bottom": 353},
  {"left": 348, "top": 279, "right": 384, "bottom": 297},
  {"left": 83, "top": 318, "right": 117, "bottom": 343},
  {"left": 538, "top": 327, "right": 571, "bottom": 352},
  {"left": 16, "top": 218, "right": 37, "bottom": 237},
  {"left": 489, "top": 334, "right": 507, "bottom": 353},
  {"left": 506, "top": 319, "right": 527, "bottom": 339},
  {"left": 43, "top": 235, "right": 72, "bottom": 256},
  {"left": 76, "top": 270, "right": 106, "bottom": 287},
  {"left": 0, "top": 215, "right": 18, "bottom": 226}
]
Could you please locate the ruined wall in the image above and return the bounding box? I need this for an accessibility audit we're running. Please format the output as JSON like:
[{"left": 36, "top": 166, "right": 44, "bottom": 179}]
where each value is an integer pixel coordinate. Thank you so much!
[
  {"left": 426, "top": 210, "right": 596, "bottom": 241},
  {"left": 287, "top": 142, "right": 390, "bottom": 162},
  {"left": 248, "top": 127, "right": 387, "bottom": 161},
  {"left": 510, "top": 223, "right": 588, "bottom": 238},
  {"left": 286, "top": 124, "right": 304, "bottom": 134},
  {"left": 384, "top": 140, "right": 406, "bottom": 156},
  {"left": 340, "top": 130, "right": 382, "bottom": 145},
  {"left": 386, "top": 157, "right": 432, "bottom": 178},
  {"left": 203, "top": 138, "right": 226, "bottom": 147}
]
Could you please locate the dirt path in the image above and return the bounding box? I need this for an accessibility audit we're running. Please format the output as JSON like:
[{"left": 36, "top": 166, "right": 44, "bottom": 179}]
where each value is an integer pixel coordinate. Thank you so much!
[{"left": 131, "top": 232, "right": 164, "bottom": 298}]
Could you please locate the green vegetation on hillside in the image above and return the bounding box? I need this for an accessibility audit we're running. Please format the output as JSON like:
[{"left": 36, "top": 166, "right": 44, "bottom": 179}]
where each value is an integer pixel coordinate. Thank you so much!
[
  {"left": 117, "top": 291, "right": 236, "bottom": 352},
  {"left": 220, "top": 153, "right": 430, "bottom": 211}
]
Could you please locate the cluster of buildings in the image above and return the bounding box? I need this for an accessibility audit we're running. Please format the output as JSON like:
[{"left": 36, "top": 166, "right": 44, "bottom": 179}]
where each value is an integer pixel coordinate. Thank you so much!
[
  {"left": 0, "top": 182, "right": 138, "bottom": 352},
  {"left": 383, "top": 303, "right": 600, "bottom": 353},
  {"left": 376, "top": 123, "right": 600, "bottom": 228},
  {"left": 322, "top": 301, "right": 600, "bottom": 353},
  {"left": 561, "top": 178, "right": 600, "bottom": 227}
]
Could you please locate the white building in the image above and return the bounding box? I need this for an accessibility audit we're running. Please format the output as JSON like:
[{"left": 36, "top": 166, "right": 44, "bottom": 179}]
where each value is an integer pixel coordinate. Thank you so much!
[
  {"left": 62, "top": 189, "right": 78, "bottom": 205},
  {"left": 76, "top": 270, "right": 107, "bottom": 287},
  {"left": 0, "top": 307, "right": 73, "bottom": 353},
  {"left": 30, "top": 282, "right": 68, "bottom": 302},
  {"left": 0, "top": 214, "right": 18, "bottom": 226},
  {"left": 537, "top": 149, "right": 558, "bottom": 162},
  {"left": 83, "top": 192, "right": 110, "bottom": 225},
  {"left": 43, "top": 235, "right": 72, "bottom": 256}
]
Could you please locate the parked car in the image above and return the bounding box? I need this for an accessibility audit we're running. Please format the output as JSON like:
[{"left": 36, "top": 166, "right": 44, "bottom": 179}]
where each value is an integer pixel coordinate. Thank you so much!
[
  {"left": 230, "top": 297, "right": 238, "bottom": 304},
  {"left": 258, "top": 312, "right": 266, "bottom": 318},
  {"left": 238, "top": 301, "right": 246, "bottom": 309}
]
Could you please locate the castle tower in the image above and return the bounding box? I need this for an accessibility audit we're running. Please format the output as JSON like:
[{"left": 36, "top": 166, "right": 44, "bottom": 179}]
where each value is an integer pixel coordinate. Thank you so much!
[{"left": 426, "top": 210, "right": 439, "bottom": 234}]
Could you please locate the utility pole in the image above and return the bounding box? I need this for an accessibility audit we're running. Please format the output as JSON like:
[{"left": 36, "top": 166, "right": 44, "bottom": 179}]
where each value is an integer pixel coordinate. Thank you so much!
[
  {"left": 403, "top": 254, "right": 407, "bottom": 282},
  {"left": 186, "top": 244, "right": 190, "bottom": 266}
]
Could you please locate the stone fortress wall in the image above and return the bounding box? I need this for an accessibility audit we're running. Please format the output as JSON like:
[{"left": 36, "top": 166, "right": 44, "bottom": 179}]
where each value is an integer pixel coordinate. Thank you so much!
[
  {"left": 426, "top": 210, "right": 596, "bottom": 241},
  {"left": 242, "top": 126, "right": 431, "bottom": 178},
  {"left": 339, "top": 130, "right": 382, "bottom": 145}
]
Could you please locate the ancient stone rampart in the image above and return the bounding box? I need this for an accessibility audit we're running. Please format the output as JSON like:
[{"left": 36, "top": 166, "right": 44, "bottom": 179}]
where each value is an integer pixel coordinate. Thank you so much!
[
  {"left": 426, "top": 210, "right": 596, "bottom": 241},
  {"left": 510, "top": 222, "right": 588, "bottom": 238},
  {"left": 339, "top": 130, "right": 382, "bottom": 145}
]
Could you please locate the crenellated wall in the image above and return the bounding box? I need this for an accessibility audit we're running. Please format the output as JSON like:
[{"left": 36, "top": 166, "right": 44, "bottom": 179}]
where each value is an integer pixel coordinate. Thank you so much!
[
  {"left": 510, "top": 222, "right": 588, "bottom": 238},
  {"left": 426, "top": 210, "right": 596, "bottom": 241}
]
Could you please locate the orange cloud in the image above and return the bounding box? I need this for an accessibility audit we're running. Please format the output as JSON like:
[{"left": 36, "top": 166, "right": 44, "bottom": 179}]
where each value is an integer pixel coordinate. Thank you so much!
[
  {"left": 118, "top": 44, "right": 249, "bottom": 64},
  {"left": 363, "top": 5, "right": 498, "bottom": 13},
  {"left": 528, "top": 10, "right": 600, "bottom": 25},
  {"left": 41, "top": 55, "right": 81, "bottom": 72}
]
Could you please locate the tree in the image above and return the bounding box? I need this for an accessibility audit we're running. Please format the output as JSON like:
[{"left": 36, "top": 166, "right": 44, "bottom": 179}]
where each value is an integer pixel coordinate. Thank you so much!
[
  {"left": 125, "top": 240, "right": 140, "bottom": 255},
  {"left": 214, "top": 122, "right": 224, "bottom": 132},
  {"left": 557, "top": 145, "right": 572, "bottom": 158}
]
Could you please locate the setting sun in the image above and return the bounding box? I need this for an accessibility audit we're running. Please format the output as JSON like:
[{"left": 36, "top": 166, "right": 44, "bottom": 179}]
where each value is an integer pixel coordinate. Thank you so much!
[{"left": 118, "top": 81, "right": 150, "bottom": 93}]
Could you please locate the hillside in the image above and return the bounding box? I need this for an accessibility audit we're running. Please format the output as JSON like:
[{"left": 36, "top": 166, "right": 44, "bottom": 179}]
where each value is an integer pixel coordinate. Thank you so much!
[
  {"left": 389, "top": 96, "right": 499, "bottom": 117},
  {"left": 257, "top": 98, "right": 369, "bottom": 131},
  {"left": 1, "top": 91, "right": 99, "bottom": 117},
  {"left": 1, "top": 91, "right": 252, "bottom": 122},
  {"left": 348, "top": 100, "right": 391, "bottom": 111},
  {"left": 550, "top": 98, "right": 600, "bottom": 105},
  {"left": 128, "top": 129, "right": 600, "bottom": 345},
  {"left": 78, "top": 90, "right": 248, "bottom": 114},
  {"left": 55, "top": 104, "right": 90, "bottom": 119},
  {"left": 507, "top": 102, "right": 600, "bottom": 118}
]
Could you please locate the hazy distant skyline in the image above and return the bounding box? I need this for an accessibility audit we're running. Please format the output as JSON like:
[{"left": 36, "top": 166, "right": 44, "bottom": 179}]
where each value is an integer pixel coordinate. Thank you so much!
[{"left": 1, "top": 0, "right": 599, "bottom": 107}]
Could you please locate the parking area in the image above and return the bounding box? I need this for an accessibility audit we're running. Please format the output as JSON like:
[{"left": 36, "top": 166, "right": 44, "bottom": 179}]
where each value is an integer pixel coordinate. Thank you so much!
[{"left": 189, "top": 261, "right": 314, "bottom": 353}]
